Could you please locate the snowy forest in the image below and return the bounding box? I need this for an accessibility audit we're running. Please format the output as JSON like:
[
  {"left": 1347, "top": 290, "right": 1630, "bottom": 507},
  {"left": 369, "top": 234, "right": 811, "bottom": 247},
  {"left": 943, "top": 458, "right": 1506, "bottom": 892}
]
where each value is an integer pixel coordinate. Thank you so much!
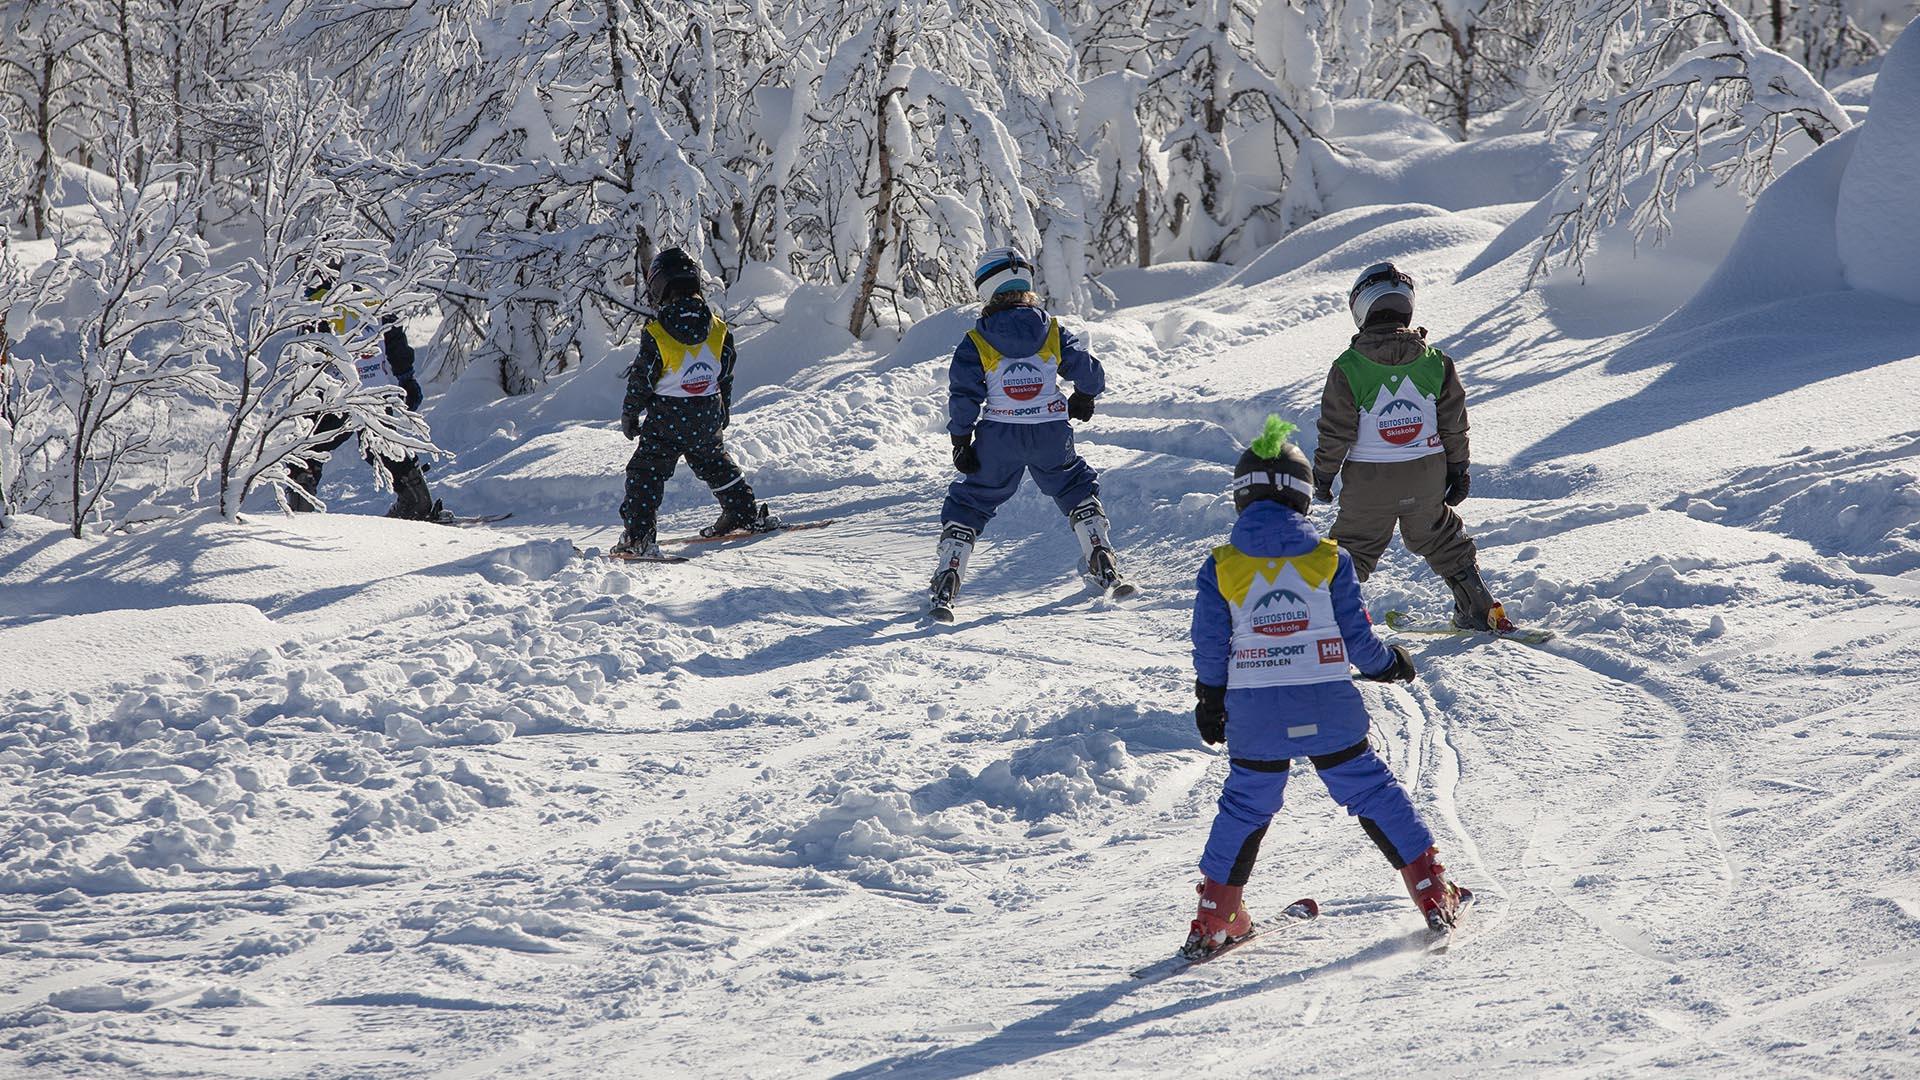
[{"left": 0, "top": 0, "right": 1913, "bottom": 537}]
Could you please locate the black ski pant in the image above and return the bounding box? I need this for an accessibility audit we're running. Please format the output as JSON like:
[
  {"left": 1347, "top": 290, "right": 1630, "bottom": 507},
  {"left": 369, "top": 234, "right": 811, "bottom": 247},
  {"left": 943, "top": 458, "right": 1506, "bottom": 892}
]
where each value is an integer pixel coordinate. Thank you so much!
[
  {"left": 289, "top": 411, "right": 427, "bottom": 511},
  {"left": 620, "top": 400, "right": 754, "bottom": 535}
]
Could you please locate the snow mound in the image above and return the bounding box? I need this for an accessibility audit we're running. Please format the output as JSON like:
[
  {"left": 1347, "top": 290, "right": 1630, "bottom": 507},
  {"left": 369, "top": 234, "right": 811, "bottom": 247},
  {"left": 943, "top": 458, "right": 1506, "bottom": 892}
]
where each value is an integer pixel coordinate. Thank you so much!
[{"left": 1838, "top": 17, "right": 1920, "bottom": 303}]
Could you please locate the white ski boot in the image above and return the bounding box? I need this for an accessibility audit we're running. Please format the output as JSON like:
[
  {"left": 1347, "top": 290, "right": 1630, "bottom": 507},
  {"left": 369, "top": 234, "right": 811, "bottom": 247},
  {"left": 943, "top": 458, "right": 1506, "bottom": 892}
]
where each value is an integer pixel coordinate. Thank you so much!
[
  {"left": 1069, "top": 497, "right": 1136, "bottom": 598},
  {"left": 928, "top": 523, "right": 975, "bottom": 623}
]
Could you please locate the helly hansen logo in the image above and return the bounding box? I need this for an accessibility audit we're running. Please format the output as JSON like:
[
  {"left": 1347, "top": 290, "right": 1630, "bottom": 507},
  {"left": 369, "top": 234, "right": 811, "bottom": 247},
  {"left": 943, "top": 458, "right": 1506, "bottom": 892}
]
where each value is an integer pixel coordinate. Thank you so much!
[{"left": 1317, "top": 638, "right": 1345, "bottom": 664}]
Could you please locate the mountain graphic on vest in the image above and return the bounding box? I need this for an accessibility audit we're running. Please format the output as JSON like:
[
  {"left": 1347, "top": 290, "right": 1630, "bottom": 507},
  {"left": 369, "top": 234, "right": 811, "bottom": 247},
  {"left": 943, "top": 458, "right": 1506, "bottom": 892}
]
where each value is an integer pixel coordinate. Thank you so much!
[
  {"left": 1374, "top": 380, "right": 1427, "bottom": 446},
  {"left": 681, "top": 360, "right": 716, "bottom": 395},
  {"left": 1250, "top": 588, "right": 1312, "bottom": 636},
  {"left": 1002, "top": 361, "right": 1045, "bottom": 401}
]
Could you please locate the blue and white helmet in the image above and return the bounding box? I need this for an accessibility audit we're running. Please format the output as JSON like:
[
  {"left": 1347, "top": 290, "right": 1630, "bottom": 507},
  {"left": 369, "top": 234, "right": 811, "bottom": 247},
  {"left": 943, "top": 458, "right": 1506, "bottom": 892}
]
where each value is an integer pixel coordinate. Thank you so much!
[
  {"left": 974, "top": 246, "right": 1037, "bottom": 303},
  {"left": 1348, "top": 262, "right": 1415, "bottom": 329}
]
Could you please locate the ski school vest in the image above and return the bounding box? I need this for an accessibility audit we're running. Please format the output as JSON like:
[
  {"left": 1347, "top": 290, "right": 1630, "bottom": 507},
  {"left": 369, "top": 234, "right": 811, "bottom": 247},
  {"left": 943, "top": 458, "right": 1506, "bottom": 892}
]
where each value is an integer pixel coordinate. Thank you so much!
[
  {"left": 647, "top": 317, "right": 728, "bottom": 399},
  {"left": 1212, "top": 540, "right": 1351, "bottom": 689},
  {"left": 1335, "top": 347, "right": 1447, "bottom": 463},
  {"left": 971, "top": 320, "right": 1068, "bottom": 424},
  {"left": 322, "top": 305, "right": 396, "bottom": 391}
]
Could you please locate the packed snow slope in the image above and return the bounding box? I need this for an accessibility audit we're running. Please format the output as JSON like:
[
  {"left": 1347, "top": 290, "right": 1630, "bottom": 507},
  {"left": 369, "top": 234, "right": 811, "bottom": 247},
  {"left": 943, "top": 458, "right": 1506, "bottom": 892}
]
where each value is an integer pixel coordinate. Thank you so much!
[{"left": 5, "top": 109, "right": 1920, "bottom": 1079}]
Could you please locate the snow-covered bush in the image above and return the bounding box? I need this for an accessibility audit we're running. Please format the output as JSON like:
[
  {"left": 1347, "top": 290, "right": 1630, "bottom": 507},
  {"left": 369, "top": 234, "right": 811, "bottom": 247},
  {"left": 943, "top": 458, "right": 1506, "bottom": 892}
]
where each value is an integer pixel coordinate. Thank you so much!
[
  {"left": 206, "top": 73, "right": 440, "bottom": 518},
  {"left": 1532, "top": 0, "right": 1854, "bottom": 280},
  {"left": 42, "top": 125, "right": 231, "bottom": 537}
]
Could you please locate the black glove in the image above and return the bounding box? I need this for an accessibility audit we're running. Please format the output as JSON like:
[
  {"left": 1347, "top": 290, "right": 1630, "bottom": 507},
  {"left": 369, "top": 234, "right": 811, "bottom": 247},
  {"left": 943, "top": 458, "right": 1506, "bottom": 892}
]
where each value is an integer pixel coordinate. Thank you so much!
[
  {"left": 1444, "top": 465, "right": 1470, "bottom": 507},
  {"left": 1359, "top": 644, "right": 1417, "bottom": 683},
  {"left": 1067, "top": 391, "right": 1096, "bottom": 422},
  {"left": 1313, "top": 471, "right": 1335, "bottom": 504},
  {"left": 621, "top": 413, "right": 641, "bottom": 440},
  {"left": 1194, "top": 681, "right": 1227, "bottom": 746},
  {"left": 951, "top": 435, "right": 981, "bottom": 475},
  {"left": 401, "top": 378, "right": 424, "bottom": 413}
]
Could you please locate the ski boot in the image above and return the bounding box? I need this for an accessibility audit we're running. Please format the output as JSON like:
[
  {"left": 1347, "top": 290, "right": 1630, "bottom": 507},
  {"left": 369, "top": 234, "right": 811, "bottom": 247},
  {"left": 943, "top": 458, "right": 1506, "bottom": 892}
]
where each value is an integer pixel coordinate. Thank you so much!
[
  {"left": 385, "top": 463, "right": 453, "bottom": 523},
  {"left": 1400, "top": 847, "right": 1472, "bottom": 932},
  {"left": 928, "top": 523, "right": 975, "bottom": 623},
  {"left": 1182, "top": 877, "right": 1254, "bottom": 960},
  {"left": 1068, "top": 496, "right": 1136, "bottom": 598},
  {"left": 288, "top": 461, "right": 322, "bottom": 512},
  {"left": 700, "top": 487, "right": 774, "bottom": 538},
  {"left": 610, "top": 525, "right": 663, "bottom": 559},
  {"left": 1445, "top": 564, "right": 1514, "bottom": 633}
]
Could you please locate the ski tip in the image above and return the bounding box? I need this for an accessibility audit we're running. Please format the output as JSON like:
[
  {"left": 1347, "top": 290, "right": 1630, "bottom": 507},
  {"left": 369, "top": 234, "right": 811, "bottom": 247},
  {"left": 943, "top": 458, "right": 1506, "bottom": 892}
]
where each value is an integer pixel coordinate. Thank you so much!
[
  {"left": 1286, "top": 897, "right": 1320, "bottom": 920},
  {"left": 927, "top": 607, "right": 955, "bottom": 624}
]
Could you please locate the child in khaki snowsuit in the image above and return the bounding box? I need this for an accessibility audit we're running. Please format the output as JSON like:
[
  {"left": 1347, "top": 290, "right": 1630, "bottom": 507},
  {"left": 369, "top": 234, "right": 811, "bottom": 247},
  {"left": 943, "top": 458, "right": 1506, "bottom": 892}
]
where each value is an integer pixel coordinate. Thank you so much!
[{"left": 1312, "top": 262, "right": 1506, "bottom": 631}]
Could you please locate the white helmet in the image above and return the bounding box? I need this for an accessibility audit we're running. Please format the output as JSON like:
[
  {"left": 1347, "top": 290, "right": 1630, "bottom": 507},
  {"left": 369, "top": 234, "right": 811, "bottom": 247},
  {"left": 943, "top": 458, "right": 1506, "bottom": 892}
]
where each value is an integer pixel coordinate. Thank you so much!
[
  {"left": 1348, "top": 262, "right": 1415, "bottom": 329},
  {"left": 974, "top": 246, "right": 1037, "bottom": 303}
]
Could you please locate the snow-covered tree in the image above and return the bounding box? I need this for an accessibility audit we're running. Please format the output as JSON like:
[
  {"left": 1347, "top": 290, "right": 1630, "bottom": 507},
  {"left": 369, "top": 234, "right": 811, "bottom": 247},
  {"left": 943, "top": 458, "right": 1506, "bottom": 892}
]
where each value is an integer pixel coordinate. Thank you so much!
[
  {"left": 1533, "top": 0, "right": 1853, "bottom": 280},
  {"left": 1142, "top": 0, "right": 1335, "bottom": 262},
  {"left": 264, "top": 0, "right": 713, "bottom": 392},
  {"left": 1370, "top": 0, "right": 1542, "bottom": 139},
  {"left": 0, "top": 1, "right": 117, "bottom": 238},
  {"left": 206, "top": 73, "right": 439, "bottom": 518},
  {"left": 44, "top": 125, "right": 232, "bottom": 537}
]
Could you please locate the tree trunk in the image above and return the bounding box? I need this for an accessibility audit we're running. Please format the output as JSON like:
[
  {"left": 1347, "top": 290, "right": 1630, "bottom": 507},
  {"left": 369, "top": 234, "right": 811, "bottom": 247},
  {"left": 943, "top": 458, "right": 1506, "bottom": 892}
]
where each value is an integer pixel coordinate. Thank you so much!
[
  {"left": 117, "top": 0, "right": 146, "bottom": 183},
  {"left": 849, "top": 23, "right": 899, "bottom": 338},
  {"left": 1134, "top": 182, "right": 1151, "bottom": 268},
  {"left": 31, "top": 51, "right": 55, "bottom": 239}
]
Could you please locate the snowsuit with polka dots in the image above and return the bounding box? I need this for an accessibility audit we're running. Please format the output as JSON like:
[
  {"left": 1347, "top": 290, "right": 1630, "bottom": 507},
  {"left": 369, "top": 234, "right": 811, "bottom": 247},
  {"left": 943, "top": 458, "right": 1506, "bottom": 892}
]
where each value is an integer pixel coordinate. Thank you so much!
[{"left": 619, "top": 299, "right": 758, "bottom": 537}]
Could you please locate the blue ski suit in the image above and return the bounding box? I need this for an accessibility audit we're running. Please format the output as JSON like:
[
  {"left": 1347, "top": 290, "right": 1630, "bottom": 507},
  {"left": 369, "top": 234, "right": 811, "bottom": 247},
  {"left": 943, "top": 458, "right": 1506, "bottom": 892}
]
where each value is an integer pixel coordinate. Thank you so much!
[
  {"left": 1191, "top": 501, "right": 1434, "bottom": 885},
  {"left": 942, "top": 303, "right": 1106, "bottom": 532}
]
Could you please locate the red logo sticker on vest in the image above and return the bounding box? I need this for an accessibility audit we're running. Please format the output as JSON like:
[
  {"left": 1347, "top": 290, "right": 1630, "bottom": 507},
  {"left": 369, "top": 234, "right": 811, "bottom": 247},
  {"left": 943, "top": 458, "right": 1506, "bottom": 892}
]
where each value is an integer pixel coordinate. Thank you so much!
[
  {"left": 681, "top": 360, "right": 715, "bottom": 395},
  {"left": 1317, "top": 638, "right": 1345, "bottom": 664},
  {"left": 1377, "top": 398, "right": 1424, "bottom": 446},
  {"left": 1002, "top": 360, "right": 1045, "bottom": 401},
  {"left": 1251, "top": 589, "right": 1311, "bottom": 637}
]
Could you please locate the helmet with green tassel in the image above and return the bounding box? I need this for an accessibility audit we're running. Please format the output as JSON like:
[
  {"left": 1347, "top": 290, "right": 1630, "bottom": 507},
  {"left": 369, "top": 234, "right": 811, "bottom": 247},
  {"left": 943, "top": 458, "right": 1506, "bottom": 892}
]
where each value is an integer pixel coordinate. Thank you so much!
[{"left": 1230, "top": 415, "right": 1314, "bottom": 514}]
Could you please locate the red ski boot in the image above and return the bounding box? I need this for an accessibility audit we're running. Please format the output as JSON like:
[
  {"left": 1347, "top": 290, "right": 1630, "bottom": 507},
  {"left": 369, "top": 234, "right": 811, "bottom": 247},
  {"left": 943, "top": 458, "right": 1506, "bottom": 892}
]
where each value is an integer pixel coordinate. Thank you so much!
[
  {"left": 1400, "top": 847, "right": 1471, "bottom": 932},
  {"left": 1182, "top": 878, "right": 1253, "bottom": 959}
]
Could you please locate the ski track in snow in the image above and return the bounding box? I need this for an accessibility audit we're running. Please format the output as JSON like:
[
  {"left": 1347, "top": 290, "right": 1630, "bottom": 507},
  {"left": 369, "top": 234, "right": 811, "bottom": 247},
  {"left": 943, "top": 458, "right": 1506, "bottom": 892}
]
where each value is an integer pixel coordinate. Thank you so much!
[{"left": 5, "top": 209, "right": 1920, "bottom": 1078}]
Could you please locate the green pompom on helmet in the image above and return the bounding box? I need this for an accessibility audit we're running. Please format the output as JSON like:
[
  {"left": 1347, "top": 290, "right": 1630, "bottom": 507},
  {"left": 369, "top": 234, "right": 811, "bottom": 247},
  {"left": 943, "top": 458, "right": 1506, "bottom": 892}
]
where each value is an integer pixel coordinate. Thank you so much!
[{"left": 1231, "top": 414, "right": 1314, "bottom": 514}]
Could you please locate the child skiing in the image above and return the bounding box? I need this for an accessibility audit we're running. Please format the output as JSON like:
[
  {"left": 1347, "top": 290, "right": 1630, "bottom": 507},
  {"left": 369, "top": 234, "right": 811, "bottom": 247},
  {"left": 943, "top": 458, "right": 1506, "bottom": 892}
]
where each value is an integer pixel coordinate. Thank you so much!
[
  {"left": 929, "top": 245, "right": 1127, "bottom": 620},
  {"left": 289, "top": 275, "right": 450, "bottom": 522},
  {"left": 613, "top": 247, "right": 773, "bottom": 557},
  {"left": 1184, "top": 416, "right": 1470, "bottom": 958},
  {"left": 1313, "top": 262, "right": 1511, "bottom": 632}
]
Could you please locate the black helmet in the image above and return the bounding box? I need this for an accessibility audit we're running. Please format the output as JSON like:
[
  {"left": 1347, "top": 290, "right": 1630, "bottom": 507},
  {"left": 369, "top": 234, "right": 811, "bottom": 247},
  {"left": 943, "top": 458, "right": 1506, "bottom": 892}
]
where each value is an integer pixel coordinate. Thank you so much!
[
  {"left": 647, "top": 247, "right": 702, "bottom": 305},
  {"left": 1230, "top": 416, "right": 1314, "bottom": 514}
]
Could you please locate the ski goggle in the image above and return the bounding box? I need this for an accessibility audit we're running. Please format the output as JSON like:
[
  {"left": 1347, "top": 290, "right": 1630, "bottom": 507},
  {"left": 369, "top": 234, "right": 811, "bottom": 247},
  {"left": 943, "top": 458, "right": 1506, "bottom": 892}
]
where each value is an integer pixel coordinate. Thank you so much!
[
  {"left": 1349, "top": 263, "right": 1414, "bottom": 306},
  {"left": 1229, "top": 471, "right": 1315, "bottom": 497}
]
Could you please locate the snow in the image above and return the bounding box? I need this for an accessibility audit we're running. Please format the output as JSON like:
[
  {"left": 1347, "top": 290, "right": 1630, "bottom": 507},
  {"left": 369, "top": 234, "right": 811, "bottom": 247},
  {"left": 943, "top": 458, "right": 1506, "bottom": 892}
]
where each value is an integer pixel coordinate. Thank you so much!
[
  {"left": 4, "top": 91, "right": 1920, "bottom": 1080},
  {"left": 1837, "top": 17, "right": 1920, "bottom": 303}
]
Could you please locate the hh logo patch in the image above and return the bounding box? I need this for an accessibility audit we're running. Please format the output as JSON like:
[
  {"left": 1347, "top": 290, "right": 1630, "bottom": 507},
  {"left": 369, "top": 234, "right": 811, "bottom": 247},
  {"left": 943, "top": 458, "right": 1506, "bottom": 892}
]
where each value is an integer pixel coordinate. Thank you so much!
[{"left": 1317, "top": 638, "right": 1346, "bottom": 664}]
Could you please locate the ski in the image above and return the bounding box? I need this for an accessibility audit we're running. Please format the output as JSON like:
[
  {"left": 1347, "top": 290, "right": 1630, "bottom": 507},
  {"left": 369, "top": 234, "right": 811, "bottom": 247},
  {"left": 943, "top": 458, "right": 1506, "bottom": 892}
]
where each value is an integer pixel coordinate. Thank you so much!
[
  {"left": 1384, "top": 609, "right": 1555, "bottom": 645},
  {"left": 665, "top": 519, "right": 836, "bottom": 546},
  {"left": 604, "top": 551, "right": 690, "bottom": 564},
  {"left": 1426, "top": 890, "right": 1479, "bottom": 953},
  {"left": 927, "top": 602, "right": 956, "bottom": 624},
  {"left": 451, "top": 512, "right": 514, "bottom": 525},
  {"left": 1131, "top": 897, "right": 1319, "bottom": 979}
]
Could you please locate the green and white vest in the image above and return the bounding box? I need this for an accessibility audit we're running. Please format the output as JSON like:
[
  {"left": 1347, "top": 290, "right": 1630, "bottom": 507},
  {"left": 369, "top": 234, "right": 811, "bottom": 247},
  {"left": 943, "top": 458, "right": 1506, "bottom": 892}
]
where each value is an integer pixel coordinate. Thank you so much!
[{"left": 1335, "top": 347, "right": 1446, "bottom": 463}]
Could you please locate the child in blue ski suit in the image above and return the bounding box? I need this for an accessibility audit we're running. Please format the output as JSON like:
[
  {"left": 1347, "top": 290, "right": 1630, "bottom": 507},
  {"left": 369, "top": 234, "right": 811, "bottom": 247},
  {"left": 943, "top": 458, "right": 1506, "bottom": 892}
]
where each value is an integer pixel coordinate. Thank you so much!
[
  {"left": 928, "top": 246, "right": 1127, "bottom": 613},
  {"left": 1182, "top": 416, "right": 1470, "bottom": 957}
]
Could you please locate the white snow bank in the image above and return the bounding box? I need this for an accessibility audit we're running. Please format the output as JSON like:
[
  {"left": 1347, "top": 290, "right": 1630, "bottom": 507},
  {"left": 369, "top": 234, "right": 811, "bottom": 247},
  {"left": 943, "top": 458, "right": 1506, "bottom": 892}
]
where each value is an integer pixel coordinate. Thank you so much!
[
  {"left": 1837, "top": 16, "right": 1920, "bottom": 304},
  {"left": 0, "top": 510, "right": 529, "bottom": 698}
]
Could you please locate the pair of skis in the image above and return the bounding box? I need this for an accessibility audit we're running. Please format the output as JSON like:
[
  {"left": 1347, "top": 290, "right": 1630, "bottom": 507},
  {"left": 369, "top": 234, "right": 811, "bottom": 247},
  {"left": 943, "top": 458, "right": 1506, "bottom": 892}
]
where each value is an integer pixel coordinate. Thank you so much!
[
  {"left": 927, "top": 572, "right": 1138, "bottom": 624},
  {"left": 604, "top": 518, "right": 835, "bottom": 564},
  {"left": 1383, "top": 608, "right": 1555, "bottom": 645},
  {"left": 1131, "top": 892, "right": 1476, "bottom": 979}
]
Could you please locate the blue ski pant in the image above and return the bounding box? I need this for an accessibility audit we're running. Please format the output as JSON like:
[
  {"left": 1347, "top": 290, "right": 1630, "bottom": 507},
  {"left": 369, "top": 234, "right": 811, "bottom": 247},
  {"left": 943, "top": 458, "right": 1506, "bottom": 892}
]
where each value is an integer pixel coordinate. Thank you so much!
[
  {"left": 1200, "top": 740, "right": 1433, "bottom": 886},
  {"left": 942, "top": 421, "right": 1098, "bottom": 533}
]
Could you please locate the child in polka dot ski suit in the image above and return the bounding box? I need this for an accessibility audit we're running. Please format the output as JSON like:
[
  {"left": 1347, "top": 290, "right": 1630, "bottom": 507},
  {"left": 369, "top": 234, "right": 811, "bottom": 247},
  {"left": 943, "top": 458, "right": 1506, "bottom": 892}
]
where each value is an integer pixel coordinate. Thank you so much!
[{"left": 614, "top": 248, "right": 765, "bottom": 556}]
